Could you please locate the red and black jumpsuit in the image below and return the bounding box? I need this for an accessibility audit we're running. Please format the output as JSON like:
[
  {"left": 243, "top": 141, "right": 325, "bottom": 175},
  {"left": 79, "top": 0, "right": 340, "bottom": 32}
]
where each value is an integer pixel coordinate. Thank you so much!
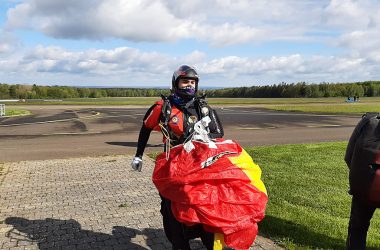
[{"left": 134, "top": 95, "right": 224, "bottom": 250}]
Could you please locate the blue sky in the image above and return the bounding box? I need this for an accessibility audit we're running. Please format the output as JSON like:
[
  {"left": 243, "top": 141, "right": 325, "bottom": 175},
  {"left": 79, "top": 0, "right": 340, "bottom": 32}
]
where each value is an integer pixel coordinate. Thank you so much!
[{"left": 0, "top": 0, "right": 380, "bottom": 88}]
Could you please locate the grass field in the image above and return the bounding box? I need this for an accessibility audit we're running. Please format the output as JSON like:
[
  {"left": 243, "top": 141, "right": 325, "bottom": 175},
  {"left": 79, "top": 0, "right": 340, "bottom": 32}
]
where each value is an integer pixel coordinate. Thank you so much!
[
  {"left": 4, "top": 96, "right": 380, "bottom": 115},
  {"left": 264, "top": 103, "right": 380, "bottom": 114},
  {"left": 4, "top": 109, "right": 31, "bottom": 116},
  {"left": 207, "top": 97, "right": 380, "bottom": 105},
  {"left": 149, "top": 142, "right": 380, "bottom": 249},
  {"left": 249, "top": 142, "right": 380, "bottom": 250},
  {"left": 6, "top": 96, "right": 380, "bottom": 105}
]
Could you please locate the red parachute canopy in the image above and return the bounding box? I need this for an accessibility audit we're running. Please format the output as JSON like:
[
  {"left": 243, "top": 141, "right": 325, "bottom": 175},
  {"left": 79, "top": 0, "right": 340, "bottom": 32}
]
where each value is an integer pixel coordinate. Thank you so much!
[{"left": 152, "top": 138, "right": 268, "bottom": 249}]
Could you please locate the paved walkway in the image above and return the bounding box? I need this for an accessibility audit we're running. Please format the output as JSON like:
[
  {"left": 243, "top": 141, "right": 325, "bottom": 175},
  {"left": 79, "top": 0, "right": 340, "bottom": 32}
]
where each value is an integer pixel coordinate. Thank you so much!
[{"left": 0, "top": 155, "right": 282, "bottom": 250}]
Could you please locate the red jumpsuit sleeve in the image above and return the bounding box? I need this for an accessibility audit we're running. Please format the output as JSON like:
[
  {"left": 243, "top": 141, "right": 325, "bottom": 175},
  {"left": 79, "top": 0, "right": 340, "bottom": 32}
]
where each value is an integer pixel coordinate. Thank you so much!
[{"left": 144, "top": 100, "right": 163, "bottom": 131}]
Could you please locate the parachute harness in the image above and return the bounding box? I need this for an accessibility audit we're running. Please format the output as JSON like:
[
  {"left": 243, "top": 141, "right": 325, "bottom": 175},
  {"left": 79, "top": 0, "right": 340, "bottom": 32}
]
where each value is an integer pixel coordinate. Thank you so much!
[
  {"left": 159, "top": 94, "right": 214, "bottom": 159},
  {"left": 184, "top": 116, "right": 216, "bottom": 152},
  {"left": 159, "top": 116, "right": 213, "bottom": 160},
  {"left": 159, "top": 95, "right": 173, "bottom": 160},
  {"left": 158, "top": 122, "right": 171, "bottom": 160}
]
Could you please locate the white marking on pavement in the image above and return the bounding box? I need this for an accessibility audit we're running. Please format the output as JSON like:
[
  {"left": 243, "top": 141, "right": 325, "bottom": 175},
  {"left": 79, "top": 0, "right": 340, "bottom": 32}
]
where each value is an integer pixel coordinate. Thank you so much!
[
  {"left": 0, "top": 112, "right": 101, "bottom": 127},
  {"left": 238, "top": 126, "right": 276, "bottom": 130},
  {"left": 219, "top": 108, "right": 357, "bottom": 117},
  {"left": 41, "top": 132, "right": 102, "bottom": 135},
  {"left": 0, "top": 111, "right": 147, "bottom": 127},
  {"left": 306, "top": 124, "right": 342, "bottom": 128}
]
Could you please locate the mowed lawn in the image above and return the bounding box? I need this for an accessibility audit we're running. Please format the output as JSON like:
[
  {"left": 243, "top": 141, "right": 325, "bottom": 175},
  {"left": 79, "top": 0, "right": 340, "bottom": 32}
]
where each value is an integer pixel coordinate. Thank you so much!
[
  {"left": 8, "top": 96, "right": 380, "bottom": 105},
  {"left": 249, "top": 142, "right": 380, "bottom": 250},
  {"left": 3, "top": 109, "right": 31, "bottom": 116},
  {"left": 5, "top": 96, "right": 380, "bottom": 115},
  {"left": 264, "top": 102, "right": 380, "bottom": 114}
]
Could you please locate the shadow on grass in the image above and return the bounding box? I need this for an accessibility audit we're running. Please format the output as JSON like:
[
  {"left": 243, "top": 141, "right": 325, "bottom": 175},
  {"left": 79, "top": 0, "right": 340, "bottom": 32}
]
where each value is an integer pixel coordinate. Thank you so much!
[
  {"left": 260, "top": 215, "right": 347, "bottom": 249},
  {"left": 260, "top": 215, "right": 380, "bottom": 250}
]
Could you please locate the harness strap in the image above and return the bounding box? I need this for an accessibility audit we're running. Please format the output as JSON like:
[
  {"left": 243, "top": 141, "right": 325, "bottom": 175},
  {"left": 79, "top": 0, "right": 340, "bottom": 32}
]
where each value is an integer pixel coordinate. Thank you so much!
[
  {"left": 159, "top": 95, "right": 173, "bottom": 160},
  {"left": 159, "top": 94, "right": 211, "bottom": 158},
  {"left": 160, "top": 95, "right": 172, "bottom": 127}
]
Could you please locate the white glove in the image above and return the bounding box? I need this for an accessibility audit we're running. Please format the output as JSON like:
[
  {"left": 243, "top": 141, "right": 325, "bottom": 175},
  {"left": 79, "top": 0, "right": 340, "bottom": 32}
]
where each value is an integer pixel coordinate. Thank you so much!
[{"left": 131, "top": 156, "right": 143, "bottom": 172}]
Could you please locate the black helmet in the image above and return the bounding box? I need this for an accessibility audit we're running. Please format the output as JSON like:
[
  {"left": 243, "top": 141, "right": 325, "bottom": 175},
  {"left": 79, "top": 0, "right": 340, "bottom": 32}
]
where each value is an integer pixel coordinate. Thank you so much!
[{"left": 172, "top": 65, "right": 199, "bottom": 99}]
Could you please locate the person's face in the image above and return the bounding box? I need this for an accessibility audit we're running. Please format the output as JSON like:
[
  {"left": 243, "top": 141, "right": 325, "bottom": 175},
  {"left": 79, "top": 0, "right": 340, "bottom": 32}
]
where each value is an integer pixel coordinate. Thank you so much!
[{"left": 178, "top": 78, "right": 196, "bottom": 89}]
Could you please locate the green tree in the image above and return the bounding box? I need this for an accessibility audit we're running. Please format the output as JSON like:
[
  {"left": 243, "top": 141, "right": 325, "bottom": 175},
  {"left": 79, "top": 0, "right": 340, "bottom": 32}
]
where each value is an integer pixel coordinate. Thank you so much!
[
  {"left": 0, "top": 84, "right": 10, "bottom": 99},
  {"left": 9, "top": 85, "right": 17, "bottom": 98}
]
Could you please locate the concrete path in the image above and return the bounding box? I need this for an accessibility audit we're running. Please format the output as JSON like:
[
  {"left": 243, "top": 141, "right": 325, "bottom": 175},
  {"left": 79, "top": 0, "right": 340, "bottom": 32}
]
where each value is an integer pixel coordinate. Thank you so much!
[{"left": 0, "top": 155, "right": 283, "bottom": 250}]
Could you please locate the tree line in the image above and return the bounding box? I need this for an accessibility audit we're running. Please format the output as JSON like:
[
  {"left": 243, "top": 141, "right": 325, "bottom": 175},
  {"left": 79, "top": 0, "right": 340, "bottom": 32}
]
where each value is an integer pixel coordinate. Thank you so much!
[
  {"left": 205, "top": 81, "right": 380, "bottom": 98},
  {"left": 0, "top": 84, "right": 171, "bottom": 99},
  {"left": 0, "top": 81, "right": 379, "bottom": 99}
]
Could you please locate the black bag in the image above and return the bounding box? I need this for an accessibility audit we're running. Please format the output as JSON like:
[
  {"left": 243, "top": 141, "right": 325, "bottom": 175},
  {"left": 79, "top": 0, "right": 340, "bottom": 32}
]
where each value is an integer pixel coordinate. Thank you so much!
[{"left": 345, "top": 112, "right": 380, "bottom": 206}]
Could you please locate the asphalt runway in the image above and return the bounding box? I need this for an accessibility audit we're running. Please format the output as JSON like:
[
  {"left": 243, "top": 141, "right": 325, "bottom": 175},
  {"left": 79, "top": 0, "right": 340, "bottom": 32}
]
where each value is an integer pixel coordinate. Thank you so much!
[{"left": 0, "top": 105, "right": 361, "bottom": 162}]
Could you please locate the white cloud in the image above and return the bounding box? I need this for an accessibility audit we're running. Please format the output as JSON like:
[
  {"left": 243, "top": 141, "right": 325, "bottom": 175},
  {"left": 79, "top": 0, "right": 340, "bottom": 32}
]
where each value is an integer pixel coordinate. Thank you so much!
[
  {"left": 324, "top": 0, "right": 380, "bottom": 55},
  {"left": 200, "top": 54, "right": 303, "bottom": 76},
  {"left": 337, "top": 30, "right": 380, "bottom": 54},
  {"left": 324, "top": 0, "right": 377, "bottom": 29},
  {"left": 6, "top": 0, "right": 192, "bottom": 41},
  {"left": 164, "top": 0, "right": 324, "bottom": 24},
  {"left": 17, "top": 45, "right": 173, "bottom": 76},
  {"left": 197, "top": 53, "right": 377, "bottom": 84},
  {"left": 0, "top": 43, "right": 12, "bottom": 54},
  {"left": 3, "top": 1, "right": 380, "bottom": 85},
  {"left": 2, "top": 44, "right": 373, "bottom": 86},
  {"left": 3, "top": 0, "right": 340, "bottom": 46},
  {"left": 0, "top": 44, "right": 379, "bottom": 86},
  {"left": 0, "top": 30, "right": 19, "bottom": 54},
  {"left": 194, "top": 23, "right": 262, "bottom": 46}
]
